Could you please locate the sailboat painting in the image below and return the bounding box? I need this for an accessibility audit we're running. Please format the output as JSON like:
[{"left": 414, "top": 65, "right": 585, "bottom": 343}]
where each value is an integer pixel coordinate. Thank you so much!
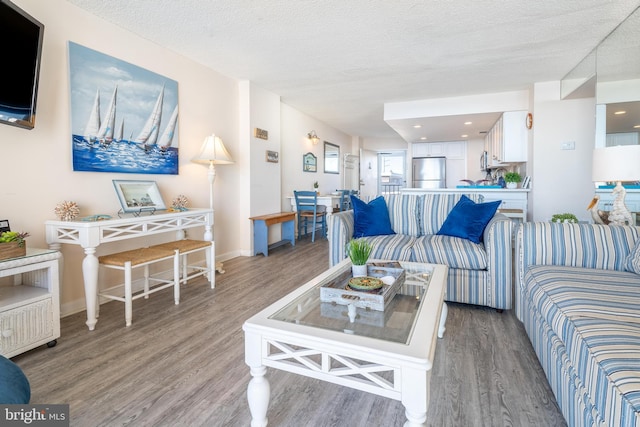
[{"left": 68, "top": 42, "right": 179, "bottom": 174}]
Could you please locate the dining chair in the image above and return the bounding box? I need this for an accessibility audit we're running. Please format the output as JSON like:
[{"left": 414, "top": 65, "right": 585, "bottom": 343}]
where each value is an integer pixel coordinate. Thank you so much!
[
  {"left": 339, "top": 190, "right": 351, "bottom": 211},
  {"left": 293, "top": 190, "right": 327, "bottom": 242},
  {"left": 339, "top": 189, "right": 359, "bottom": 211}
]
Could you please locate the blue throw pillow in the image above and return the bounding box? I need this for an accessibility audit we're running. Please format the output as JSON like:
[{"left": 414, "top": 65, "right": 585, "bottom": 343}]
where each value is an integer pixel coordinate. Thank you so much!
[
  {"left": 351, "top": 195, "right": 395, "bottom": 238},
  {"left": 437, "top": 195, "right": 500, "bottom": 244}
]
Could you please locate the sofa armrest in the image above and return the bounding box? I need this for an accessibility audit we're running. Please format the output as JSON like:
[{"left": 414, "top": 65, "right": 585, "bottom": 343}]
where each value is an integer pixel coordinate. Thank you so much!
[
  {"left": 329, "top": 210, "right": 354, "bottom": 267},
  {"left": 483, "top": 213, "right": 514, "bottom": 309}
]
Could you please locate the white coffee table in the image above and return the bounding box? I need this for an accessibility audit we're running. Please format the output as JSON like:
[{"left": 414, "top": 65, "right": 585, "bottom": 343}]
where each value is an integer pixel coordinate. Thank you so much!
[{"left": 243, "top": 259, "right": 448, "bottom": 427}]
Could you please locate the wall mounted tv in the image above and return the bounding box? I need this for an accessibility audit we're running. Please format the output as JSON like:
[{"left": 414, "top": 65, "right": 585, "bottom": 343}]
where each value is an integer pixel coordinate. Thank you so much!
[{"left": 0, "top": 0, "right": 44, "bottom": 130}]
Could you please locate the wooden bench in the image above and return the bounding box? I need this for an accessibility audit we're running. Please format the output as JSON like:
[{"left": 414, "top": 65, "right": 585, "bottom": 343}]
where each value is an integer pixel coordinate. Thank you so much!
[
  {"left": 98, "top": 247, "right": 180, "bottom": 327},
  {"left": 149, "top": 239, "right": 215, "bottom": 288},
  {"left": 249, "top": 212, "right": 296, "bottom": 256}
]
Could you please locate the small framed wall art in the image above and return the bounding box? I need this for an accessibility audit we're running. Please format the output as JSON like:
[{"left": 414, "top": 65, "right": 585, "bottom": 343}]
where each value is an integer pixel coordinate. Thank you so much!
[
  {"left": 266, "top": 150, "right": 279, "bottom": 163},
  {"left": 303, "top": 152, "right": 317, "bottom": 172}
]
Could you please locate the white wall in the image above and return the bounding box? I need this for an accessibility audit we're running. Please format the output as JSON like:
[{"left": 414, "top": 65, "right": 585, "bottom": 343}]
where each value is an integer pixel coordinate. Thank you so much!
[
  {"left": 238, "top": 82, "right": 282, "bottom": 255},
  {"left": 280, "top": 104, "right": 351, "bottom": 213},
  {"left": 466, "top": 138, "right": 487, "bottom": 182},
  {"left": 531, "top": 81, "right": 596, "bottom": 222},
  {"left": 2, "top": 0, "right": 232, "bottom": 314},
  {"left": 2, "top": 1, "right": 358, "bottom": 315}
]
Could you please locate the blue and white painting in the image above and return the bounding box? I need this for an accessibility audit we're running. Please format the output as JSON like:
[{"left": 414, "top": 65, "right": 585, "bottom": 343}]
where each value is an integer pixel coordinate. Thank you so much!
[{"left": 68, "top": 42, "right": 179, "bottom": 174}]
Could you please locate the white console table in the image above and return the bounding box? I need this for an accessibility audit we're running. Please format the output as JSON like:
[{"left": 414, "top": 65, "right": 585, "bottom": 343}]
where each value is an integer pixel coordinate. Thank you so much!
[
  {"left": 0, "top": 248, "right": 61, "bottom": 358},
  {"left": 45, "top": 208, "right": 213, "bottom": 331}
]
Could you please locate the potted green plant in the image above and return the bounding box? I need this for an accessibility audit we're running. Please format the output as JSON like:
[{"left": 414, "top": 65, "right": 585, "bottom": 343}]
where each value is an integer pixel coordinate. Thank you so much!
[
  {"left": 504, "top": 172, "right": 522, "bottom": 189},
  {"left": 346, "top": 238, "right": 372, "bottom": 277},
  {"left": 551, "top": 213, "right": 578, "bottom": 224},
  {"left": 0, "top": 231, "right": 29, "bottom": 260},
  {"left": 313, "top": 181, "right": 319, "bottom": 193}
]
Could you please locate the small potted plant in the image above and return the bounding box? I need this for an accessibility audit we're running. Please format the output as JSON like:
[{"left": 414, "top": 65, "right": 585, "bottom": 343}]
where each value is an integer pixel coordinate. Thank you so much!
[
  {"left": 504, "top": 172, "right": 522, "bottom": 189},
  {"left": 551, "top": 213, "right": 578, "bottom": 224},
  {"left": 347, "top": 238, "right": 372, "bottom": 277},
  {"left": 0, "top": 231, "right": 30, "bottom": 260},
  {"left": 313, "top": 181, "right": 319, "bottom": 193}
]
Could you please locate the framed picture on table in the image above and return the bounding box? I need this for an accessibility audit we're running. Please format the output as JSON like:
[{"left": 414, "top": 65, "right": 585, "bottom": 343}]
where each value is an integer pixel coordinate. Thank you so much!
[{"left": 112, "top": 180, "right": 166, "bottom": 213}]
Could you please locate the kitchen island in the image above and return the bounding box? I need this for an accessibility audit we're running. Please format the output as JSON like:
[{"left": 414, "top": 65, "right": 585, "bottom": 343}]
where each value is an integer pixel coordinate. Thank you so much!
[{"left": 401, "top": 187, "right": 530, "bottom": 221}]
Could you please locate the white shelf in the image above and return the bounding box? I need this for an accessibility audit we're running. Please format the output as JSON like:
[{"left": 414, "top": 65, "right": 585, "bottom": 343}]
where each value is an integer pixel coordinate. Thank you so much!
[{"left": 0, "top": 248, "right": 61, "bottom": 358}]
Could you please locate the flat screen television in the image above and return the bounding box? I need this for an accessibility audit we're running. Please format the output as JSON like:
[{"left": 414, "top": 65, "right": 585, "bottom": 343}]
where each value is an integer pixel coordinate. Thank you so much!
[{"left": 0, "top": 0, "right": 44, "bottom": 130}]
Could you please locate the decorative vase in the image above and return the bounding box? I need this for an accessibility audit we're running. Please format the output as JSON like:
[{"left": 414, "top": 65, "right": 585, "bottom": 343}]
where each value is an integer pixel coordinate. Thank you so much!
[
  {"left": 352, "top": 264, "right": 367, "bottom": 277},
  {"left": 506, "top": 182, "right": 517, "bottom": 189}
]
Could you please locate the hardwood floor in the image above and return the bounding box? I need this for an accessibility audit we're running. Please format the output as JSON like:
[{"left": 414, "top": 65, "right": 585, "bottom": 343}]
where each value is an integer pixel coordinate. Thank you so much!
[{"left": 12, "top": 237, "right": 566, "bottom": 426}]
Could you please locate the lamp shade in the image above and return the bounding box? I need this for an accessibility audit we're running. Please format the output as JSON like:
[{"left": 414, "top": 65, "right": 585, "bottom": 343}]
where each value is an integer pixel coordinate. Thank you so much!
[
  {"left": 193, "top": 134, "right": 234, "bottom": 164},
  {"left": 592, "top": 145, "right": 640, "bottom": 182}
]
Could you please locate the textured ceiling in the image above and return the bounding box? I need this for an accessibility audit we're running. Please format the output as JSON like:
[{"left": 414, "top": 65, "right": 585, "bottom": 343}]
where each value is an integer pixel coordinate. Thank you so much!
[{"left": 65, "top": 0, "right": 640, "bottom": 140}]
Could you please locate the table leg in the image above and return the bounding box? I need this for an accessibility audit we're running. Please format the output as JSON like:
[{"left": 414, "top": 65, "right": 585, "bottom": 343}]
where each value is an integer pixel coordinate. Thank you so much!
[
  {"left": 404, "top": 410, "right": 427, "bottom": 427},
  {"left": 81, "top": 247, "right": 99, "bottom": 331},
  {"left": 401, "top": 367, "right": 428, "bottom": 427},
  {"left": 253, "top": 220, "right": 268, "bottom": 256},
  {"left": 247, "top": 365, "right": 270, "bottom": 427},
  {"left": 438, "top": 302, "right": 448, "bottom": 338}
]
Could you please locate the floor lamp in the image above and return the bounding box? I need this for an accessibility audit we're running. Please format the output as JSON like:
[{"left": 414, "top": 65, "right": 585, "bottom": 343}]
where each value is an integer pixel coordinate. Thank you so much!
[
  {"left": 193, "top": 134, "right": 234, "bottom": 272},
  {"left": 592, "top": 145, "right": 640, "bottom": 225}
]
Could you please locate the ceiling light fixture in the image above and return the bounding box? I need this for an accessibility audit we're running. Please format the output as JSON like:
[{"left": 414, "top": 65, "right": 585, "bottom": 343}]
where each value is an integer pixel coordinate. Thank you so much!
[
  {"left": 420, "top": 136, "right": 427, "bottom": 140},
  {"left": 464, "top": 121, "right": 472, "bottom": 125},
  {"left": 461, "top": 134, "right": 468, "bottom": 138},
  {"left": 413, "top": 125, "right": 422, "bottom": 128},
  {"left": 614, "top": 110, "right": 627, "bottom": 115},
  {"left": 307, "top": 130, "right": 320, "bottom": 145}
]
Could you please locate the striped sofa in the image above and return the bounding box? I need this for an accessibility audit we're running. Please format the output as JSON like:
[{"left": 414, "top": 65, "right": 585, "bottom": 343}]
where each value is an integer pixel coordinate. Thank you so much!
[
  {"left": 516, "top": 222, "right": 640, "bottom": 427},
  {"left": 329, "top": 193, "right": 514, "bottom": 310}
]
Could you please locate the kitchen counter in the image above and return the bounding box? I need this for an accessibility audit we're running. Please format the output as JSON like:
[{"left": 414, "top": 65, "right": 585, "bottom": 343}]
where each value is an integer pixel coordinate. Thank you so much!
[
  {"left": 401, "top": 187, "right": 530, "bottom": 194},
  {"left": 401, "top": 187, "right": 529, "bottom": 220}
]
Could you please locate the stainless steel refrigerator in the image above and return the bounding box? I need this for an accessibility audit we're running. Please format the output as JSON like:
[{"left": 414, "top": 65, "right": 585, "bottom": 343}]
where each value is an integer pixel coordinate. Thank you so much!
[{"left": 412, "top": 157, "right": 446, "bottom": 188}]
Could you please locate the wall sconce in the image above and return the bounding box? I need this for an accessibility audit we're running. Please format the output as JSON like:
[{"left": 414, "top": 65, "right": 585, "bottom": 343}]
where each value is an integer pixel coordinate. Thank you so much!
[{"left": 307, "top": 130, "right": 320, "bottom": 145}]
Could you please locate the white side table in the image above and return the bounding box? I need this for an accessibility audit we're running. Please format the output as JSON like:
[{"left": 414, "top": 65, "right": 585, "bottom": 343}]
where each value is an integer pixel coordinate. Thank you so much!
[{"left": 0, "top": 248, "right": 61, "bottom": 358}]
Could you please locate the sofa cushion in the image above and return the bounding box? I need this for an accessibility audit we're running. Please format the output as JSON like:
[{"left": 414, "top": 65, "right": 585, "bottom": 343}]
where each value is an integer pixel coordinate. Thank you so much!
[
  {"left": 524, "top": 265, "right": 640, "bottom": 426},
  {"left": 625, "top": 238, "right": 640, "bottom": 274},
  {"left": 384, "top": 193, "right": 421, "bottom": 237},
  {"left": 351, "top": 195, "right": 395, "bottom": 238},
  {"left": 437, "top": 195, "right": 500, "bottom": 244},
  {"left": 420, "top": 193, "right": 482, "bottom": 236},
  {"left": 412, "top": 234, "right": 488, "bottom": 269},
  {"left": 359, "top": 234, "right": 415, "bottom": 261}
]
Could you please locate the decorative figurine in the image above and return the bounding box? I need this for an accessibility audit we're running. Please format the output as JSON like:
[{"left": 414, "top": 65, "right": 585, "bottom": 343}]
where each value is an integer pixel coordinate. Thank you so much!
[{"left": 54, "top": 201, "right": 80, "bottom": 221}]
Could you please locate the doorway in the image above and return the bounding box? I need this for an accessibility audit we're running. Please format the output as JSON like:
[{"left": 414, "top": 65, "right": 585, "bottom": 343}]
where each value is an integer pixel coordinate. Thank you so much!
[{"left": 378, "top": 151, "right": 406, "bottom": 195}]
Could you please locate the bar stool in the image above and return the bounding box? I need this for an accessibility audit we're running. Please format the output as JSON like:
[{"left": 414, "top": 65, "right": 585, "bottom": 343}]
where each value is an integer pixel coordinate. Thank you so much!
[
  {"left": 99, "top": 247, "right": 180, "bottom": 327},
  {"left": 149, "top": 239, "right": 215, "bottom": 288}
]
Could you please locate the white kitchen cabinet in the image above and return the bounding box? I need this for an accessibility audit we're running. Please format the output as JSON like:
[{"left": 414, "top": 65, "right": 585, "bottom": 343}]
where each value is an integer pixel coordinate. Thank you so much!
[
  {"left": 445, "top": 141, "right": 466, "bottom": 159},
  {"left": 0, "top": 248, "right": 61, "bottom": 358},
  {"left": 413, "top": 142, "right": 445, "bottom": 157},
  {"left": 485, "top": 111, "right": 528, "bottom": 166}
]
